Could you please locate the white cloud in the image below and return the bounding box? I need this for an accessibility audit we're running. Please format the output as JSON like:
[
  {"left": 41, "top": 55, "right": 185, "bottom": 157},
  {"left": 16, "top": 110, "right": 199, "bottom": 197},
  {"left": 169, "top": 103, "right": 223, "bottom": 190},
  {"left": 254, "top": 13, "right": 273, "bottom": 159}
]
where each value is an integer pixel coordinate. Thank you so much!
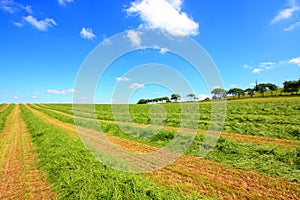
[
  {"left": 271, "top": 0, "right": 300, "bottom": 24},
  {"left": 116, "top": 77, "right": 131, "bottom": 81},
  {"left": 126, "top": 0, "right": 199, "bottom": 36},
  {"left": 198, "top": 94, "right": 210, "bottom": 100},
  {"left": 101, "top": 38, "right": 112, "bottom": 46},
  {"left": 251, "top": 62, "right": 276, "bottom": 73},
  {"left": 67, "top": 89, "right": 77, "bottom": 93},
  {"left": 33, "top": 92, "right": 40, "bottom": 95},
  {"left": 127, "top": 30, "right": 142, "bottom": 46},
  {"left": 32, "top": 96, "right": 38, "bottom": 99},
  {"left": 284, "top": 21, "right": 300, "bottom": 31},
  {"left": 47, "top": 89, "right": 75, "bottom": 95},
  {"left": 80, "top": 27, "right": 96, "bottom": 40},
  {"left": 47, "top": 89, "right": 66, "bottom": 94},
  {"left": 13, "top": 96, "right": 19, "bottom": 99},
  {"left": 58, "top": 0, "right": 74, "bottom": 6},
  {"left": 159, "top": 47, "right": 169, "bottom": 54},
  {"left": 250, "top": 83, "right": 256, "bottom": 87},
  {"left": 23, "top": 15, "right": 57, "bottom": 31},
  {"left": 252, "top": 68, "right": 263, "bottom": 73},
  {"left": 0, "top": 0, "right": 32, "bottom": 14},
  {"left": 13, "top": 21, "right": 24, "bottom": 27},
  {"left": 289, "top": 57, "right": 300, "bottom": 66},
  {"left": 243, "top": 64, "right": 251, "bottom": 69},
  {"left": 129, "top": 83, "right": 145, "bottom": 90}
]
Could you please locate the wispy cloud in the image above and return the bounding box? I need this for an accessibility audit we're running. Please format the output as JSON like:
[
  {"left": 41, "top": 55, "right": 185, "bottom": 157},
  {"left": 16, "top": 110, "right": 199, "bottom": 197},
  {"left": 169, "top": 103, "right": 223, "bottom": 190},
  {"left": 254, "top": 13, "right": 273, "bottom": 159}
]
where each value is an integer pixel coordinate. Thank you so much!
[
  {"left": 0, "top": 0, "right": 32, "bottom": 14},
  {"left": 129, "top": 83, "right": 145, "bottom": 90},
  {"left": 127, "top": 30, "right": 142, "bottom": 46},
  {"left": 13, "top": 21, "right": 24, "bottom": 27},
  {"left": 116, "top": 77, "right": 131, "bottom": 81},
  {"left": 31, "top": 95, "right": 38, "bottom": 99},
  {"left": 126, "top": 0, "right": 199, "bottom": 36},
  {"left": 23, "top": 15, "right": 57, "bottom": 31},
  {"left": 244, "top": 57, "right": 299, "bottom": 73},
  {"left": 271, "top": 0, "right": 300, "bottom": 24},
  {"left": 284, "top": 21, "right": 300, "bottom": 31},
  {"left": 253, "top": 62, "right": 276, "bottom": 73},
  {"left": 289, "top": 57, "right": 300, "bottom": 66},
  {"left": 47, "top": 89, "right": 76, "bottom": 95},
  {"left": 58, "top": 0, "right": 74, "bottom": 6},
  {"left": 13, "top": 96, "right": 19, "bottom": 99},
  {"left": 80, "top": 27, "right": 96, "bottom": 40}
]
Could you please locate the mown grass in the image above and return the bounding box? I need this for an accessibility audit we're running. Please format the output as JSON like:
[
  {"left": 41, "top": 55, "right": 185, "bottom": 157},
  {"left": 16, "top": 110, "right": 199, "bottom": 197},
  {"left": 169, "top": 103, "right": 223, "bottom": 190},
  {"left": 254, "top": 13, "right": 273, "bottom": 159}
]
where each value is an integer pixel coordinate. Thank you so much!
[
  {"left": 0, "top": 104, "right": 14, "bottom": 132},
  {"left": 29, "top": 104, "right": 300, "bottom": 182},
  {"left": 20, "top": 105, "right": 200, "bottom": 199},
  {"left": 42, "top": 97, "right": 300, "bottom": 140}
]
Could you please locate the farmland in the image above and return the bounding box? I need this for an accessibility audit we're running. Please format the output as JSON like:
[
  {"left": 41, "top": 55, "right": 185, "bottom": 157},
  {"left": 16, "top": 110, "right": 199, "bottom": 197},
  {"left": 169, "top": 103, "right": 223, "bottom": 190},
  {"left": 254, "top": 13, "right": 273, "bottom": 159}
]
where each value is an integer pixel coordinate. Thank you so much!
[{"left": 0, "top": 97, "right": 299, "bottom": 199}]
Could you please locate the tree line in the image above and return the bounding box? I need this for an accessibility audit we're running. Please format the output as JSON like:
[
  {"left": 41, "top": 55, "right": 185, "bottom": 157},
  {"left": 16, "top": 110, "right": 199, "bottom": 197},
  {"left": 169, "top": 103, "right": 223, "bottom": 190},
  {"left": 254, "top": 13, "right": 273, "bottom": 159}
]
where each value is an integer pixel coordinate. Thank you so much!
[
  {"left": 212, "top": 79, "right": 300, "bottom": 99},
  {"left": 137, "top": 79, "right": 300, "bottom": 103}
]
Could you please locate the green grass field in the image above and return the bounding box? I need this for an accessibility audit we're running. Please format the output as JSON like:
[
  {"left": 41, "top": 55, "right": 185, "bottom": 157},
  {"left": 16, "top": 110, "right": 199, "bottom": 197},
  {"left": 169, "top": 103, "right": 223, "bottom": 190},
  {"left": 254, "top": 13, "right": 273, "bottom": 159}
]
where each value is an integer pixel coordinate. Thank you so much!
[{"left": 0, "top": 97, "right": 299, "bottom": 199}]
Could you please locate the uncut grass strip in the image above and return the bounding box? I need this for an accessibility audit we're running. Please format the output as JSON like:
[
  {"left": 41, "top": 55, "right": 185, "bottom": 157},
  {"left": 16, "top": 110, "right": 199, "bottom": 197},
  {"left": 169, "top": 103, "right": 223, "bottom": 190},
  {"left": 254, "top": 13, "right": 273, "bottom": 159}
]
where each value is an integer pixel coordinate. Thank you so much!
[
  {"left": 26, "top": 104, "right": 300, "bottom": 183},
  {"left": 31, "top": 104, "right": 300, "bottom": 148},
  {"left": 0, "top": 105, "right": 53, "bottom": 199},
  {"left": 20, "top": 105, "right": 199, "bottom": 200},
  {"left": 25, "top": 105, "right": 300, "bottom": 199}
]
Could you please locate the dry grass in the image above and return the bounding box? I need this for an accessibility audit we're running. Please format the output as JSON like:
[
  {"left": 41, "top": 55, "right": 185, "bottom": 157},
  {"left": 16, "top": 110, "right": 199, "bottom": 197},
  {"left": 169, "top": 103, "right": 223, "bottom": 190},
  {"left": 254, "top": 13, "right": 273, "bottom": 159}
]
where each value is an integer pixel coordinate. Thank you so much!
[{"left": 0, "top": 105, "right": 54, "bottom": 199}]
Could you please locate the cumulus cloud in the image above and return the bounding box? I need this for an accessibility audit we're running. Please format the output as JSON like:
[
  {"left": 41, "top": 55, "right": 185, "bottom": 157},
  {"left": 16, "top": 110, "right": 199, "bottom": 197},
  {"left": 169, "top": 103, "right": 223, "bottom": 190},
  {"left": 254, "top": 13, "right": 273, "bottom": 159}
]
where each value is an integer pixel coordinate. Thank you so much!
[
  {"left": 127, "top": 30, "right": 142, "bottom": 46},
  {"left": 80, "top": 27, "right": 96, "bottom": 40},
  {"left": 116, "top": 77, "right": 131, "bottom": 81},
  {"left": 271, "top": 0, "right": 300, "bottom": 24},
  {"left": 58, "top": 0, "right": 74, "bottom": 6},
  {"left": 47, "top": 89, "right": 76, "bottom": 94},
  {"left": 129, "top": 83, "right": 145, "bottom": 90},
  {"left": 284, "top": 21, "right": 300, "bottom": 31},
  {"left": 126, "top": 0, "right": 199, "bottom": 36},
  {"left": 23, "top": 15, "right": 57, "bottom": 31},
  {"left": 289, "top": 57, "right": 300, "bottom": 66}
]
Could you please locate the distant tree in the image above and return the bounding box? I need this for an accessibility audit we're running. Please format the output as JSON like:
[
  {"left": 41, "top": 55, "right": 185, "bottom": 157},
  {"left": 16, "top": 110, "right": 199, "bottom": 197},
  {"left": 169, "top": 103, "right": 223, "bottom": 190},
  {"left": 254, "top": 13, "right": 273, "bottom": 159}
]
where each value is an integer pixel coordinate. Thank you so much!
[
  {"left": 137, "top": 99, "right": 146, "bottom": 104},
  {"left": 244, "top": 88, "right": 254, "bottom": 97},
  {"left": 266, "top": 83, "right": 278, "bottom": 96},
  {"left": 171, "top": 93, "right": 181, "bottom": 102},
  {"left": 227, "top": 88, "right": 244, "bottom": 98},
  {"left": 187, "top": 93, "right": 196, "bottom": 101},
  {"left": 161, "top": 96, "right": 170, "bottom": 102},
  {"left": 255, "top": 83, "right": 267, "bottom": 97},
  {"left": 211, "top": 88, "right": 227, "bottom": 100},
  {"left": 283, "top": 80, "right": 300, "bottom": 94}
]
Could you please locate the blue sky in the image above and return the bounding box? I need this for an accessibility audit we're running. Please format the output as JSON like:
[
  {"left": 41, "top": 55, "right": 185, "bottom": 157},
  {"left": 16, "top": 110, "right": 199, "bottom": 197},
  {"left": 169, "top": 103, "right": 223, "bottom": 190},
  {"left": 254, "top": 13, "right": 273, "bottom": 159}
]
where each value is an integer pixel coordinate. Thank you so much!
[{"left": 1, "top": 0, "right": 300, "bottom": 103}]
